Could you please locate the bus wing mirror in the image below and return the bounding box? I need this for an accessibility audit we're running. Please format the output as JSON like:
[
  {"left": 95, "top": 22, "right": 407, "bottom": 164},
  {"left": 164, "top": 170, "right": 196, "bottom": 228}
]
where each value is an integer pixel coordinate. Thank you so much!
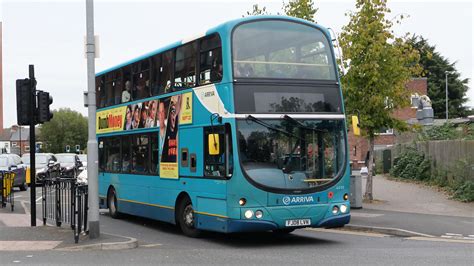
[
  {"left": 351, "top": 115, "right": 361, "bottom": 136},
  {"left": 208, "top": 134, "right": 220, "bottom": 155}
]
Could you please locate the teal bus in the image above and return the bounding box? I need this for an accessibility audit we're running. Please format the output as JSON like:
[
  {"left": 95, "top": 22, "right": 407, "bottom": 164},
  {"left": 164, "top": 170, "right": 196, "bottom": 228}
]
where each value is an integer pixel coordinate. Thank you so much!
[{"left": 96, "top": 16, "right": 350, "bottom": 237}]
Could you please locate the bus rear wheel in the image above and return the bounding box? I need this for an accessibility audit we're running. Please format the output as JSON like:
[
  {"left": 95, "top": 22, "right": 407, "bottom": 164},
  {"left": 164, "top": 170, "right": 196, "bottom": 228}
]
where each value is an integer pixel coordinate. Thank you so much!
[
  {"left": 177, "top": 197, "right": 202, "bottom": 238},
  {"left": 107, "top": 188, "right": 120, "bottom": 219}
]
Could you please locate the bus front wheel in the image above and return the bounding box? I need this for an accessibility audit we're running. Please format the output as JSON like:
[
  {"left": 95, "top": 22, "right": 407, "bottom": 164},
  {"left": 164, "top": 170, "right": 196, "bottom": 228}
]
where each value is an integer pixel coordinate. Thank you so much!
[
  {"left": 107, "top": 188, "right": 121, "bottom": 219},
  {"left": 177, "top": 197, "right": 202, "bottom": 238}
]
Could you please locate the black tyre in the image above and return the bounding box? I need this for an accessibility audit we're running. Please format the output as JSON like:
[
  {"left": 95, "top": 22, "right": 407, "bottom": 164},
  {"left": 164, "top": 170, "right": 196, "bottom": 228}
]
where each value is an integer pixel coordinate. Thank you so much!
[
  {"left": 177, "top": 197, "right": 202, "bottom": 238},
  {"left": 107, "top": 188, "right": 121, "bottom": 219},
  {"left": 19, "top": 182, "right": 28, "bottom": 191}
]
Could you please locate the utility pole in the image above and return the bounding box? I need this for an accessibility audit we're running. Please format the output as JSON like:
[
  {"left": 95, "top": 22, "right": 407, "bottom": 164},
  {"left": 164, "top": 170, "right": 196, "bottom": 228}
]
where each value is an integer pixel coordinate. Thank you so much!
[
  {"left": 86, "top": 0, "right": 99, "bottom": 239},
  {"left": 29, "top": 65, "right": 36, "bottom": 226},
  {"left": 445, "top": 71, "right": 448, "bottom": 122}
]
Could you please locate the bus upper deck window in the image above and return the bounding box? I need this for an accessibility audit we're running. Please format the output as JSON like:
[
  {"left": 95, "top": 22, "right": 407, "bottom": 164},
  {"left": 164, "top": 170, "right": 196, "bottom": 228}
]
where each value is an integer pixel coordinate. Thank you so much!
[{"left": 199, "top": 34, "right": 222, "bottom": 85}]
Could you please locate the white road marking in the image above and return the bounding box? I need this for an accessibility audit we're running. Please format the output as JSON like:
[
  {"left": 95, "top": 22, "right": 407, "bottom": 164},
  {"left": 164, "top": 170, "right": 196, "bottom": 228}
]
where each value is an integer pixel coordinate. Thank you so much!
[
  {"left": 350, "top": 212, "right": 384, "bottom": 218},
  {"left": 446, "top": 233, "right": 463, "bottom": 236},
  {"left": 305, "top": 228, "right": 388, "bottom": 238},
  {"left": 408, "top": 236, "right": 474, "bottom": 244}
]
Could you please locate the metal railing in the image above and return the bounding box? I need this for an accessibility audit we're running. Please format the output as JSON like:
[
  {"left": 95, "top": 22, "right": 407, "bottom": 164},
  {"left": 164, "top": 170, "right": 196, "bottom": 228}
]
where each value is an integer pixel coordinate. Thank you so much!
[
  {"left": 1, "top": 171, "right": 15, "bottom": 211},
  {"left": 42, "top": 177, "right": 88, "bottom": 243}
]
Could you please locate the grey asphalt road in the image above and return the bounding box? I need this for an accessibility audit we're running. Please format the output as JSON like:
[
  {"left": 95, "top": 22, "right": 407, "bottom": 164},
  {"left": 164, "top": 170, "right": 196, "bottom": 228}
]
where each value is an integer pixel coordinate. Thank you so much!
[
  {"left": 4, "top": 189, "right": 473, "bottom": 265},
  {"left": 350, "top": 208, "right": 474, "bottom": 237}
]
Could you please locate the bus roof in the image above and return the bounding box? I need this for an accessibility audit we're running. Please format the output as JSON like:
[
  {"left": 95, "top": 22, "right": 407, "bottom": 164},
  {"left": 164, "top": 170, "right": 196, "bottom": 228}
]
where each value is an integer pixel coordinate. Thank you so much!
[{"left": 96, "top": 15, "right": 331, "bottom": 76}]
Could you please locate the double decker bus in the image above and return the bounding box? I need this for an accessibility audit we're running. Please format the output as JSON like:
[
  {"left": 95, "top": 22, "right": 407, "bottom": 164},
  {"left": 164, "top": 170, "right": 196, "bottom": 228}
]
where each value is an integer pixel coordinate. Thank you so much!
[{"left": 97, "top": 16, "right": 350, "bottom": 237}]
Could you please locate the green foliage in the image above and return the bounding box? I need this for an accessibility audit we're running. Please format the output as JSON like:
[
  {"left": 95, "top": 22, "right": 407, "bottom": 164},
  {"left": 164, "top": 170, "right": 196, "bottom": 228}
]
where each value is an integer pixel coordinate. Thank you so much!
[
  {"left": 407, "top": 36, "right": 470, "bottom": 118},
  {"left": 418, "top": 123, "right": 460, "bottom": 140},
  {"left": 339, "top": 0, "right": 421, "bottom": 139},
  {"left": 392, "top": 147, "right": 474, "bottom": 202},
  {"left": 244, "top": 1, "right": 318, "bottom": 22},
  {"left": 245, "top": 4, "right": 269, "bottom": 16},
  {"left": 39, "top": 108, "right": 88, "bottom": 153},
  {"left": 283, "top": 0, "right": 317, "bottom": 22},
  {"left": 418, "top": 123, "right": 474, "bottom": 140},
  {"left": 452, "top": 181, "right": 474, "bottom": 202},
  {"left": 390, "top": 147, "right": 430, "bottom": 180}
]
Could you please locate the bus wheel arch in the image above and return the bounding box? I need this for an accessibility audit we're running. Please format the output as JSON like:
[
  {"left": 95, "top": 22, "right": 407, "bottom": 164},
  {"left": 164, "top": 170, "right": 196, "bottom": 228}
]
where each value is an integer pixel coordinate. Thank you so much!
[
  {"left": 175, "top": 192, "right": 202, "bottom": 238},
  {"left": 107, "top": 186, "right": 121, "bottom": 219}
]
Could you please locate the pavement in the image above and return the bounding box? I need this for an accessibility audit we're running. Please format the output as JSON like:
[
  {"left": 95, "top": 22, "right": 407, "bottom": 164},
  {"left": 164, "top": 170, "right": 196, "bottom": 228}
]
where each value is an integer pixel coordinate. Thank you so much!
[
  {"left": 0, "top": 195, "right": 138, "bottom": 251},
  {"left": 348, "top": 173, "right": 474, "bottom": 240}
]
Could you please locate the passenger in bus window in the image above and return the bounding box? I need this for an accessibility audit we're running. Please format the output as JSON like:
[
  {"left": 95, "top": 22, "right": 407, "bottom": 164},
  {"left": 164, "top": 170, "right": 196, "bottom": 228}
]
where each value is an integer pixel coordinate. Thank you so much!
[
  {"left": 135, "top": 78, "right": 150, "bottom": 99},
  {"left": 122, "top": 153, "right": 131, "bottom": 172},
  {"left": 124, "top": 105, "right": 133, "bottom": 130},
  {"left": 210, "top": 56, "right": 223, "bottom": 82},
  {"left": 122, "top": 81, "right": 131, "bottom": 103}
]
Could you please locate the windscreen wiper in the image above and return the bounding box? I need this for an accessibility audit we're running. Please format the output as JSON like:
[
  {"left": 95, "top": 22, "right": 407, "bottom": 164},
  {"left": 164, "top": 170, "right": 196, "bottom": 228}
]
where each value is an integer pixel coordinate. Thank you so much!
[
  {"left": 246, "top": 115, "right": 303, "bottom": 141},
  {"left": 283, "top": 115, "right": 327, "bottom": 133}
]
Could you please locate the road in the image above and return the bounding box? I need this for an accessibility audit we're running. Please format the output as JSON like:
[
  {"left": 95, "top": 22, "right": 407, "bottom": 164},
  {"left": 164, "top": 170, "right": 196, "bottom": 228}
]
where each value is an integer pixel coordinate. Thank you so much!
[{"left": 2, "top": 189, "right": 473, "bottom": 265}]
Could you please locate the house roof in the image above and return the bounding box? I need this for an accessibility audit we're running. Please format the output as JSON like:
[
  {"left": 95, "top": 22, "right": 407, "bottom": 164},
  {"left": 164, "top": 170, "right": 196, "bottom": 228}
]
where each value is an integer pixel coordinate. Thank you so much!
[
  {"left": 10, "top": 127, "right": 30, "bottom": 141},
  {"left": 0, "top": 129, "right": 12, "bottom": 141}
]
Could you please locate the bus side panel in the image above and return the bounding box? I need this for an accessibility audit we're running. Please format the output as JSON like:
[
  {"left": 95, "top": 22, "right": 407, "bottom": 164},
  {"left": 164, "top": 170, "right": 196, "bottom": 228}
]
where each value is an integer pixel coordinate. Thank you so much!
[{"left": 179, "top": 127, "right": 204, "bottom": 177}]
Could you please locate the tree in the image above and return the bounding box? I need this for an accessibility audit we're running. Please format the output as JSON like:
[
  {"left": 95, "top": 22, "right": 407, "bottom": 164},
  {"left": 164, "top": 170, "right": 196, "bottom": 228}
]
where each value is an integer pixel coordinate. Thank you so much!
[
  {"left": 39, "top": 108, "right": 88, "bottom": 154},
  {"left": 245, "top": 4, "right": 269, "bottom": 16},
  {"left": 244, "top": 0, "right": 317, "bottom": 22},
  {"left": 283, "top": 0, "right": 317, "bottom": 22},
  {"left": 408, "top": 35, "right": 469, "bottom": 118},
  {"left": 339, "top": 0, "right": 421, "bottom": 201}
]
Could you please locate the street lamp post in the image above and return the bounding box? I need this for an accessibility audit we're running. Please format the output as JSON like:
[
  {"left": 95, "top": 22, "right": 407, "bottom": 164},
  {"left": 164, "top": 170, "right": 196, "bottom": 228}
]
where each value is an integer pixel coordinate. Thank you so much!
[
  {"left": 445, "top": 71, "right": 448, "bottom": 122},
  {"left": 86, "top": 0, "right": 99, "bottom": 239}
]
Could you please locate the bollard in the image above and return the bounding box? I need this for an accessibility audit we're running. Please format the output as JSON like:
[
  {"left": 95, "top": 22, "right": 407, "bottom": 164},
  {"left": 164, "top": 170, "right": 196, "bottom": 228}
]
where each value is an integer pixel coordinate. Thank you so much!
[{"left": 350, "top": 174, "right": 363, "bottom": 209}]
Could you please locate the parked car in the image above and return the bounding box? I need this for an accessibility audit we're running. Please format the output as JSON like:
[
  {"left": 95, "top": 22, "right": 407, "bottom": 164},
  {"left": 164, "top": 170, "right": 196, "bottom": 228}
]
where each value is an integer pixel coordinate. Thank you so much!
[
  {"left": 78, "top": 154, "right": 87, "bottom": 168},
  {"left": 0, "top": 154, "right": 28, "bottom": 191},
  {"left": 56, "top": 153, "right": 83, "bottom": 178},
  {"left": 21, "top": 153, "right": 61, "bottom": 183}
]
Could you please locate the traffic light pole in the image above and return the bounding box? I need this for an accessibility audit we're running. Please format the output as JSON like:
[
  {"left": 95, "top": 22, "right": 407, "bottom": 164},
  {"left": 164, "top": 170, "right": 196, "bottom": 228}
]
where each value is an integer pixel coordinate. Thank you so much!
[
  {"left": 86, "top": 0, "right": 100, "bottom": 239},
  {"left": 29, "top": 65, "right": 37, "bottom": 227}
]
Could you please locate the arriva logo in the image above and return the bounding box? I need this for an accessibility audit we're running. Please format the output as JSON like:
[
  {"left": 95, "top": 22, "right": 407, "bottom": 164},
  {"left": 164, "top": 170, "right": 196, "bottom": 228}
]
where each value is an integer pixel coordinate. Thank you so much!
[{"left": 282, "top": 196, "right": 314, "bottom": 205}]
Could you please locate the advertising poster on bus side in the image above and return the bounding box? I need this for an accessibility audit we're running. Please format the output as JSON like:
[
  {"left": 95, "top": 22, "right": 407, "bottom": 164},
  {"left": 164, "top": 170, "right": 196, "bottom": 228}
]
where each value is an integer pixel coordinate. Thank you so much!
[{"left": 159, "top": 95, "right": 182, "bottom": 179}]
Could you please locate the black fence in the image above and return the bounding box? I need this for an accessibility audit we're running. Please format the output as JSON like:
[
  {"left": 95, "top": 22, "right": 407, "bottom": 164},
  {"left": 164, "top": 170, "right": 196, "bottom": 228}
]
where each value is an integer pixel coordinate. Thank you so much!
[
  {"left": 42, "top": 177, "right": 88, "bottom": 243},
  {"left": 1, "top": 171, "right": 15, "bottom": 211}
]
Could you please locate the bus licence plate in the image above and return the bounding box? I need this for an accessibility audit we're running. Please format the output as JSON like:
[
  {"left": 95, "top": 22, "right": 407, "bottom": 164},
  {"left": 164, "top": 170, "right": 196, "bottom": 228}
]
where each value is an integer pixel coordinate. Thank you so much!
[{"left": 285, "top": 219, "right": 311, "bottom": 227}]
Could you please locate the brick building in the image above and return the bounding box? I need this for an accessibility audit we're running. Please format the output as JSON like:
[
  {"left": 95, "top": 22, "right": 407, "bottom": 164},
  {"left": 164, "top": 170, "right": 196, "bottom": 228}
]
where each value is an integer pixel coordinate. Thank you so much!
[{"left": 348, "top": 78, "right": 428, "bottom": 169}]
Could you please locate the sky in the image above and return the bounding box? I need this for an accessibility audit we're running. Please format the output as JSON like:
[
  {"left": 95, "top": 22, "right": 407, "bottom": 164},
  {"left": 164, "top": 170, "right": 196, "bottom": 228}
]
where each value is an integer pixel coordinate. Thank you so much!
[{"left": 0, "top": 0, "right": 473, "bottom": 128}]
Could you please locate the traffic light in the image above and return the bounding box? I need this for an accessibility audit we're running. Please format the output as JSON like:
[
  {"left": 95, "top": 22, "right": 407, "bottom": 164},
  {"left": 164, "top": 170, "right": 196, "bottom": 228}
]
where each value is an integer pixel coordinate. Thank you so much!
[
  {"left": 16, "top": 78, "right": 34, "bottom": 125},
  {"left": 37, "top": 91, "right": 53, "bottom": 123}
]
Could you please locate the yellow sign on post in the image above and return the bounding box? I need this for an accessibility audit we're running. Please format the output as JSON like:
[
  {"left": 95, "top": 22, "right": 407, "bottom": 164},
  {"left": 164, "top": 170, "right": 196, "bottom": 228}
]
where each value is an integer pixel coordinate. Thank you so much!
[
  {"left": 352, "top": 115, "right": 361, "bottom": 136},
  {"left": 179, "top": 92, "right": 193, "bottom": 125}
]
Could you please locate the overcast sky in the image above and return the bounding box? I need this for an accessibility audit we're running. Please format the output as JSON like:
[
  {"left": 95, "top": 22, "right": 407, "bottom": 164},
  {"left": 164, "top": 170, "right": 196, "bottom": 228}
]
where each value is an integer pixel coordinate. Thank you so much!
[{"left": 1, "top": 0, "right": 472, "bottom": 128}]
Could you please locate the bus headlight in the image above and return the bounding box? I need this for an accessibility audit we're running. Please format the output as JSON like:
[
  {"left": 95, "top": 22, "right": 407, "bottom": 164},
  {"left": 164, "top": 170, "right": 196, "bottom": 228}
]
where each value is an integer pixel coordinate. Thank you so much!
[
  {"left": 239, "top": 198, "right": 247, "bottom": 206},
  {"left": 244, "top": 210, "right": 254, "bottom": 219},
  {"left": 255, "top": 210, "right": 263, "bottom": 219},
  {"left": 332, "top": 205, "right": 339, "bottom": 215},
  {"left": 343, "top": 193, "right": 349, "bottom": 201},
  {"left": 340, "top": 204, "right": 348, "bottom": 213}
]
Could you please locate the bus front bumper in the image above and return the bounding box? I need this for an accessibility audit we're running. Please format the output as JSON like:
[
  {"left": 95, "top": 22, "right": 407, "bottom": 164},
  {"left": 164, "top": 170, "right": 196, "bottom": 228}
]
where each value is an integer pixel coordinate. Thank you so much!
[{"left": 224, "top": 213, "right": 350, "bottom": 233}]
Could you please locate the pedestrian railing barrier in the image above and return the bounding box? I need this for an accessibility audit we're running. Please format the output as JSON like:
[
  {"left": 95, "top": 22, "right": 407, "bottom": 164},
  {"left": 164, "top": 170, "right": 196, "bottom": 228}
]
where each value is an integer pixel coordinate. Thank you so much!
[
  {"left": 1, "top": 171, "right": 15, "bottom": 211},
  {"left": 42, "top": 177, "right": 88, "bottom": 243}
]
